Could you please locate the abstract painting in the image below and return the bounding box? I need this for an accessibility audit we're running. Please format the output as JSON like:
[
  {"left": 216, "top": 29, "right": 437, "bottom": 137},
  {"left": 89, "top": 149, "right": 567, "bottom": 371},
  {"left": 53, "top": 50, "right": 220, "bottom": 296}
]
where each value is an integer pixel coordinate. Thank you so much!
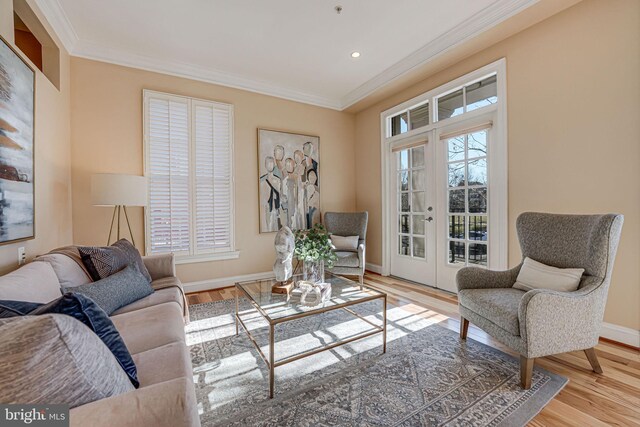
[
  {"left": 258, "top": 129, "right": 319, "bottom": 233},
  {"left": 0, "top": 36, "right": 35, "bottom": 244}
]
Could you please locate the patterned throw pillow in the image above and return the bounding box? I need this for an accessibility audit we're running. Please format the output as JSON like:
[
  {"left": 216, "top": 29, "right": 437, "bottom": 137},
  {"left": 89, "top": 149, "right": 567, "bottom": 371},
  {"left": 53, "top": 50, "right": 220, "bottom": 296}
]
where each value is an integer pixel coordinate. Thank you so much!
[
  {"left": 0, "top": 293, "right": 139, "bottom": 388},
  {"left": 0, "top": 314, "right": 134, "bottom": 407},
  {"left": 79, "top": 239, "right": 152, "bottom": 283},
  {"left": 62, "top": 265, "right": 153, "bottom": 316}
]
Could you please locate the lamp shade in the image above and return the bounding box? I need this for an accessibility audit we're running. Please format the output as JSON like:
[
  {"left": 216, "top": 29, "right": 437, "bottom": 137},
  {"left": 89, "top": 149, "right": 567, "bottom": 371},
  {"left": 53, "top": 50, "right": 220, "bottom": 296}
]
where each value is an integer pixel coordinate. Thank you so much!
[{"left": 91, "top": 174, "right": 147, "bottom": 206}]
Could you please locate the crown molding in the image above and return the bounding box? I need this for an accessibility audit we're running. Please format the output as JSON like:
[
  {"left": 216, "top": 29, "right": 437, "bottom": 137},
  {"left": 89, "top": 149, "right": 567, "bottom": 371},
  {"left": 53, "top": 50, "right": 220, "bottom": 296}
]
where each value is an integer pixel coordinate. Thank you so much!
[
  {"left": 72, "top": 40, "right": 343, "bottom": 110},
  {"left": 339, "top": 0, "right": 539, "bottom": 109},
  {"left": 32, "top": 0, "right": 78, "bottom": 53},
  {"left": 33, "top": 0, "right": 538, "bottom": 111}
]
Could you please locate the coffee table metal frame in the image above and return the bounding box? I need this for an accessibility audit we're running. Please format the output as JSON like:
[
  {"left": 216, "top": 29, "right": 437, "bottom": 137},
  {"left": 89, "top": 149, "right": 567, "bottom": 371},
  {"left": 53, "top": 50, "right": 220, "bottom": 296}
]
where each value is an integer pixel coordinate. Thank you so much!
[{"left": 234, "top": 277, "right": 387, "bottom": 398}]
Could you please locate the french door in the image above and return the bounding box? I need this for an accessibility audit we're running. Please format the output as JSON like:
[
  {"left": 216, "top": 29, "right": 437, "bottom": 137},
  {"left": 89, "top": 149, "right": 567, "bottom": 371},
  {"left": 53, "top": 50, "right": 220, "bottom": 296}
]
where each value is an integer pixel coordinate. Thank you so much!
[{"left": 390, "top": 140, "right": 436, "bottom": 285}]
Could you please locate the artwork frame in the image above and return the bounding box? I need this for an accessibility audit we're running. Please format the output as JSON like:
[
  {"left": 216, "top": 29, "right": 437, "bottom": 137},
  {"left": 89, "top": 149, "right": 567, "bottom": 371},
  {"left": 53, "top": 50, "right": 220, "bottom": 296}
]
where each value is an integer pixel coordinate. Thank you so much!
[
  {"left": 258, "top": 128, "right": 320, "bottom": 233},
  {"left": 0, "top": 35, "right": 36, "bottom": 245}
]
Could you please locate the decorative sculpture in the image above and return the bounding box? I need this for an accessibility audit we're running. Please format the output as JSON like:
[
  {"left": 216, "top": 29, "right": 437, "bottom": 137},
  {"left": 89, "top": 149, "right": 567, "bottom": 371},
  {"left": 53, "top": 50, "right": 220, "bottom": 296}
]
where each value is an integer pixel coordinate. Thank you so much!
[{"left": 273, "top": 226, "right": 294, "bottom": 283}]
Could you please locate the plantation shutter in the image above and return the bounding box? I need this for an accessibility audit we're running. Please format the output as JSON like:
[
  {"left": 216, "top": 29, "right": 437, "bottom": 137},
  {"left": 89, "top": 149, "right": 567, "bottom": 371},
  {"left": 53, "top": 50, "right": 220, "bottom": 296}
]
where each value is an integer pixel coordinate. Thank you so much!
[
  {"left": 145, "top": 90, "right": 234, "bottom": 258},
  {"left": 193, "top": 101, "right": 233, "bottom": 252},
  {"left": 146, "top": 95, "right": 191, "bottom": 254}
]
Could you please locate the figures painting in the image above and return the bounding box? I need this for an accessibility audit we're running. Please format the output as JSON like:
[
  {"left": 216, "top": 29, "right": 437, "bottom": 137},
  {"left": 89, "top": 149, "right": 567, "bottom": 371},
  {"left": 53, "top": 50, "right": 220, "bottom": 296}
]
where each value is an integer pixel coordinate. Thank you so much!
[
  {"left": 0, "top": 37, "right": 35, "bottom": 244},
  {"left": 259, "top": 129, "right": 320, "bottom": 233}
]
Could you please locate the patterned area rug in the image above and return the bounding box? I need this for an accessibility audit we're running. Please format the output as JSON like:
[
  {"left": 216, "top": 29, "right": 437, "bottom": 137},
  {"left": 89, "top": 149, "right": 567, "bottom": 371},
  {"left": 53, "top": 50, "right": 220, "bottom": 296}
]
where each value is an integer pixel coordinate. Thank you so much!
[{"left": 187, "top": 299, "right": 566, "bottom": 426}]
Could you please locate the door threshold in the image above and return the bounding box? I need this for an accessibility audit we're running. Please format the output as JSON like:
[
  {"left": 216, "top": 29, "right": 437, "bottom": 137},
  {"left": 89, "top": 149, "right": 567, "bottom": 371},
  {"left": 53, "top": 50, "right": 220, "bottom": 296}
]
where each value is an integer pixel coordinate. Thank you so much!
[{"left": 388, "top": 275, "right": 456, "bottom": 296}]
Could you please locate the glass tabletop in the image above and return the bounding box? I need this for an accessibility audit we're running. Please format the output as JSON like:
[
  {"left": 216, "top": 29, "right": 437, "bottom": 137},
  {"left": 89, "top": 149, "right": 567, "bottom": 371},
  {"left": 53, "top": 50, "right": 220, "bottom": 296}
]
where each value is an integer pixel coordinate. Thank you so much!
[{"left": 236, "top": 272, "right": 385, "bottom": 322}]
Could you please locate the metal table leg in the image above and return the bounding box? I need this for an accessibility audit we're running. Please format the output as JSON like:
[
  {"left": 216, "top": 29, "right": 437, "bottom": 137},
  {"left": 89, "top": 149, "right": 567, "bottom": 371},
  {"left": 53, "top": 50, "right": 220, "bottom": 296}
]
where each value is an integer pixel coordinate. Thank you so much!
[
  {"left": 383, "top": 295, "right": 387, "bottom": 354},
  {"left": 235, "top": 286, "right": 239, "bottom": 336},
  {"left": 269, "top": 323, "right": 275, "bottom": 398}
]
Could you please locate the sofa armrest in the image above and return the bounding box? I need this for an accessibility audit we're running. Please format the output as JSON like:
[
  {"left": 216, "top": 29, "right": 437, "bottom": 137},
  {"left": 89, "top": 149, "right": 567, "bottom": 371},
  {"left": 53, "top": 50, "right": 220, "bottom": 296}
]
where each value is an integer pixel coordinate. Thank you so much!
[
  {"left": 70, "top": 378, "right": 200, "bottom": 427},
  {"left": 358, "top": 240, "right": 366, "bottom": 270},
  {"left": 143, "top": 254, "right": 176, "bottom": 280},
  {"left": 456, "top": 265, "right": 521, "bottom": 292},
  {"left": 518, "top": 275, "right": 605, "bottom": 358}
]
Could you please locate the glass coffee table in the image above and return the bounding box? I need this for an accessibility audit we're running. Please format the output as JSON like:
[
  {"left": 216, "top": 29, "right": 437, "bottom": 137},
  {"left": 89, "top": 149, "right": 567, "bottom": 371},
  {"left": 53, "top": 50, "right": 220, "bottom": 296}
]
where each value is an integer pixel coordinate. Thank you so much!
[{"left": 235, "top": 272, "right": 387, "bottom": 398}]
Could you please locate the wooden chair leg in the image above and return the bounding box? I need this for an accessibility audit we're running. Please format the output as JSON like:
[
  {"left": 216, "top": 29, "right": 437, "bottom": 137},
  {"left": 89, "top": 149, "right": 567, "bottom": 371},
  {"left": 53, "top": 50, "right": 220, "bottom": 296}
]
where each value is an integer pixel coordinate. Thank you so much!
[
  {"left": 459, "top": 317, "right": 469, "bottom": 339},
  {"left": 584, "top": 348, "right": 604, "bottom": 374},
  {"left": 520, "top": 356, "right": 534, "bottom": 389}
]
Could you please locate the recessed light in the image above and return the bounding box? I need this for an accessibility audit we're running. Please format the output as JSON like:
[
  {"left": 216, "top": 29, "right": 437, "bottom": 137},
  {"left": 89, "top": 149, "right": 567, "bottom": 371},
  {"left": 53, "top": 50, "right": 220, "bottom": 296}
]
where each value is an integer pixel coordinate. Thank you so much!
[{"left": 351, "top": 52, "right": 361, "bottom": 58}]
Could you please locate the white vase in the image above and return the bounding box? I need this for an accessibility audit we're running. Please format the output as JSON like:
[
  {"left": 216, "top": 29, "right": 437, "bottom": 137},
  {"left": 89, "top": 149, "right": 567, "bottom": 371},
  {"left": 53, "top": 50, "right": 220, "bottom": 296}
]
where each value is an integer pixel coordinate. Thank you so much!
[{"left": 303, "top": 259, "right": 324, "bottom": 284}]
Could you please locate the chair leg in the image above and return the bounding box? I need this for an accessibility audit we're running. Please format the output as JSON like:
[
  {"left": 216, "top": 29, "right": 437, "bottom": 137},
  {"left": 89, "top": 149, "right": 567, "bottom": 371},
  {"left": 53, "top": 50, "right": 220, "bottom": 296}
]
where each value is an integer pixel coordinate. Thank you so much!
[
  {"left": 460, "top": 317, "right": 469, "bottom": 340},
  {"left": 359, "top": 274, "right": 364, "bottom": 290},
  {"left": 584, "top": 348, "right": 604, "bottom": 374},
  {"left": 520, "top": 356, "right": 534, "bottom": 389}
]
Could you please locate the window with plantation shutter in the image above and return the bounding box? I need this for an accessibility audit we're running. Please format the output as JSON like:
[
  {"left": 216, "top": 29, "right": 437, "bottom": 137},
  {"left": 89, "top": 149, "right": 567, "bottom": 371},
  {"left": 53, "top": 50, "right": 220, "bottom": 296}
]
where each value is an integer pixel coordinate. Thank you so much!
[{"left": 144, "top": 90, "right": 236, "bottom": 262}]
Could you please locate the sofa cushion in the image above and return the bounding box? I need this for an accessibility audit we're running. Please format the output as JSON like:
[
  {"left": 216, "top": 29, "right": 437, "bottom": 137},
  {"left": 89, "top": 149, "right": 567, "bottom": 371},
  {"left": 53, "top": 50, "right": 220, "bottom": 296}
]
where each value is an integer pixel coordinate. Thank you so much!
[
  {"left": 112, "top": 286, "right": 183, "bottom": 315},
  {"left": 133, "top": 342, "right": 192, "bottom": 387},
  {"left": 1, "top": 293, "right": 139, "bottom": 388},
  {"left": 513, "top": 257, "right": 584, "bottom": 292},
  {"left": 63, "top": 265, "right": 154, "bottom": 315},
  {"left": 458, "top": 288, "right": 526, "bottom": 336},
  {"left": 0, "top": 314, "right": 134, "bottom": 408},
  {"left": 0, "top": 262, "right": 61, "bottom": 303},
  {"left": 79, "top": 239, "right": 152, "bottom": 282},
  {"left": 111, "top": 302, "right": 185, "bottom": 354},
  {"left": 334, "top": 251, "right": 360, "bottom": 268},
  {"left": 35, "top": 253, "right": 92, "bottom": 288},
  {"left": 330, "top": 235, "right": 359, "bottom": 251}
]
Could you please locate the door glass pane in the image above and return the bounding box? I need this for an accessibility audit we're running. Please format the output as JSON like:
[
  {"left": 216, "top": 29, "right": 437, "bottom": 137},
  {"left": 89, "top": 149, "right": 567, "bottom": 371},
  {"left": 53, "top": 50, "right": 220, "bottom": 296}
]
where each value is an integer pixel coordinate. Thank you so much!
[
  {"left": 391, "top": 113, "right": 408, "bottom": 136},
  {"left": 449, "top": 189, "right": 465, "bottom": 213},
  {"left": 412, "top": 215, "right": 425, "bottom": 235},
  {"left": 468, "top": 188, "right": 487, "bottom": 213},
  {"left": 449, "top": 241, "right": 465, "bottom": 264},
  {"left": 411, "top": 146, "right": 425, "bottom": 167},
  {"left": 449, "top": 215, "right": 465, "bottom": 239},
  {"left": 437, "top": 88, "right": 464, "bottom": 120},
  {"left": 412, "top": 191, "right": 425, "bottom": 212},
  {"left": 468, "top": 243, "right": 487, "bottom": 266},
  {"left": 399, "top": 235, "right": 410, "bottom": 255},
  {"left": 468, "top": 131, "right": 487, "bottom": 158},
  {"left": 468, "top": 216, "right": 487, "bottom": 240},
  {"left": 398, "top": 150, "right": 409, "bottom": 170},
  {"left": 466, "top": 75, "right": 497, "bottom": 112},
  {"left": 411, "top": 169, "right": 425, "bottom": 191},
  {"left": 412, "top": 237, "right": 426, "bottom": 258},
  {"left": 400, "top": 193, "right": 410, "bottom": 212},
  {"left": 467, "top": 158, "right": 487, "bottom": 186},
  {"left": 448, "top": 162, "right": 465, "bottom": 187},
  {"left": 399, "top": 215, "right": 409, "bottom": 233},
  {"left": 399, "top": 171, "right": 409, "bottom": 191},
  {"left": 448, "top": 136, "right": 465, "bottom": 162},
  {"left": 409, "top": 103, "right": 429, "bottom": 130}
]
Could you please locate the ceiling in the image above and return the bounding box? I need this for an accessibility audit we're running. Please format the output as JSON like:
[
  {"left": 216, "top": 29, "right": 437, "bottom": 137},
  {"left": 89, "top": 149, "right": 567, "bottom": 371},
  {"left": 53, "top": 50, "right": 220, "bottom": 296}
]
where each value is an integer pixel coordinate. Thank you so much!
[{"left": 34, "top": 0, "right": 540, "bottom": 110}]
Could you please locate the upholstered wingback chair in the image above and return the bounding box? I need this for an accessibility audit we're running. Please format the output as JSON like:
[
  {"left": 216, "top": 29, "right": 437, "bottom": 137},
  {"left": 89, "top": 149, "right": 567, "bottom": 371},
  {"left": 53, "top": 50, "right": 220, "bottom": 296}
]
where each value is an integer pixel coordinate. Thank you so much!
[
  {"left": 457, "top": 212, "right": 624, "bottom": 389},
  {"left": 324, "top": 212, "right": 368, "bottom": 287}
]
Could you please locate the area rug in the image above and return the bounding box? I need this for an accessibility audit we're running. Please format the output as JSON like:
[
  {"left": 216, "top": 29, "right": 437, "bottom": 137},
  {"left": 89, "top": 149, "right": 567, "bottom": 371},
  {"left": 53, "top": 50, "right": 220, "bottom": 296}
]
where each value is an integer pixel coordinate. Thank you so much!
[{"left": 187, "top": 299, "right": 567, "bottom": 426}]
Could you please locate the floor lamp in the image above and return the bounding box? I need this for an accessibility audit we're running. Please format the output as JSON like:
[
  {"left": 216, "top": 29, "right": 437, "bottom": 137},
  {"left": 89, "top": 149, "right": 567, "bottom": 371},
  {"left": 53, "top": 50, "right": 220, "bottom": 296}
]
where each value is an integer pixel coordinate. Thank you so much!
[{"left": 91, "top": 174, "right": 147, "bottom": 247}]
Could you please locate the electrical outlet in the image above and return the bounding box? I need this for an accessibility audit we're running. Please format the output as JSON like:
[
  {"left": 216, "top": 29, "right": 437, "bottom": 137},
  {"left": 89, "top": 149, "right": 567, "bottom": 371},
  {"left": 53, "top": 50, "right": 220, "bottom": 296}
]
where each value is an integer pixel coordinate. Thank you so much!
[{"left": 18, "top": 247, "right": 26, "bottom": 266}]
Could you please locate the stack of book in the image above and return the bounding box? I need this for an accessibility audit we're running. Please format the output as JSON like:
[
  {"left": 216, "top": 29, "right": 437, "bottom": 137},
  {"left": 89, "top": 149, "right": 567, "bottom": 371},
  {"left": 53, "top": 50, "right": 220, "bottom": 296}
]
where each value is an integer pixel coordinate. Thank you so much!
[{"left": 290, "top": 281, "right": 332, "bottom": 306}]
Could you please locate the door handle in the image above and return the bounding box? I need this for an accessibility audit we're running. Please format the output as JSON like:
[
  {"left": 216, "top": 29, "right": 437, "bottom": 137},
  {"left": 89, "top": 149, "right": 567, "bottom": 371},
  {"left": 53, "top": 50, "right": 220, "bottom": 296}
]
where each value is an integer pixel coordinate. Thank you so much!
[{"left": 425, "top": 216, "right": 433, "bottom": 222}]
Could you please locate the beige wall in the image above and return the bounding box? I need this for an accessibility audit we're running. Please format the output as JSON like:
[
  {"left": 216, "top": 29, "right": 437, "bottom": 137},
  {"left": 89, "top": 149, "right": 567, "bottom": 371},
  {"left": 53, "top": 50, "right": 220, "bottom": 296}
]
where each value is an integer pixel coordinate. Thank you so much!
[
  {"left": 0, "top": 0, "right": 72, "bottom": 275},
  {"left": 70, "top": 58, "right": 356, "bottom": 283},
  {"left": 354, "top": 0, "right": 640, "bottom": 331}
]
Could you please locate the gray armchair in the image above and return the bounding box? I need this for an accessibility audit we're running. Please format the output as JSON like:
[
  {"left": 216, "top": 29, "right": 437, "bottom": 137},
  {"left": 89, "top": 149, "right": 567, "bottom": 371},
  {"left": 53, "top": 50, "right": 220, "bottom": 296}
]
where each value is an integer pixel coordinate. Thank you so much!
[
  {"left": 457, "top": 212, "right": 624, "bottom": 389},
  {"left": 324, "top": 212, "right": 368, "bottom": 287}
]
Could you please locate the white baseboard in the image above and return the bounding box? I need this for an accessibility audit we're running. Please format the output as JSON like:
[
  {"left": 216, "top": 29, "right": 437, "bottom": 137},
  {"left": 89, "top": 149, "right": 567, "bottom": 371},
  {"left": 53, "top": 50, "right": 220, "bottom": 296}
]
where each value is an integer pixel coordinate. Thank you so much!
[
  {"left": 183, "top": 271, "right": 273, "bottom": 293},
  {"left": 600, "top": 322, "right": 640, "bottom": 348},
  {"left": 365, "top": 263, "right": 383, "bottom": 274}
]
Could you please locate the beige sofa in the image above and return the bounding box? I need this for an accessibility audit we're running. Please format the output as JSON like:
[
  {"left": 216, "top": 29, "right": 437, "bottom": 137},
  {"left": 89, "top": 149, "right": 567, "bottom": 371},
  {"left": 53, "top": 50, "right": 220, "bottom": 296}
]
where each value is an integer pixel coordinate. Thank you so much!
[{"left": 0, "top": 252, "right": 200, "bottom": 427}]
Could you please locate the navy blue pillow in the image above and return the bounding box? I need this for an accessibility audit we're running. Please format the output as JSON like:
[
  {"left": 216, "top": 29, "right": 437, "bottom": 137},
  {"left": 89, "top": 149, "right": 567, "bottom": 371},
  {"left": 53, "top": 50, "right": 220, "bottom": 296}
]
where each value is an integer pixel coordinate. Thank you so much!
[{"left": 0, "top": 294, "right": 139, "bottom": 388}]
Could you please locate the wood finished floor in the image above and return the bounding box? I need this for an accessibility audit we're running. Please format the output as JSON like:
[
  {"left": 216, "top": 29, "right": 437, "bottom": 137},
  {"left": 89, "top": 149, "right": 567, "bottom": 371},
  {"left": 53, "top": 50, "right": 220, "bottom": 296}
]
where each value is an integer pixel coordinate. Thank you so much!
[{"left": 187, "top": 271, "right": 640, "bottom": 426}]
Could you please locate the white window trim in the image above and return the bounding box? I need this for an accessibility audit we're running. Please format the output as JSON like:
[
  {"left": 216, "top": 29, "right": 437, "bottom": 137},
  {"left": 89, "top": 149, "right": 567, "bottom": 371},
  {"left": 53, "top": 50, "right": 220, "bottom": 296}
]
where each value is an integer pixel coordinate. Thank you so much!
[
  {"left": 143, "top": 89, "right": 237, "bottom": 264},
  {"left": 380, "top": 58, "right": 508, "bottom": 278}
]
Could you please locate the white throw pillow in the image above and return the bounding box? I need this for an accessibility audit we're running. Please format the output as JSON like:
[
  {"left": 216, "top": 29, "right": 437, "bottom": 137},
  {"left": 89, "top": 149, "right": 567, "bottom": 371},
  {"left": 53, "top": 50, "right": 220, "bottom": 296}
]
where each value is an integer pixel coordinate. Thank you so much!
[
  {"left": 330, "top": 235, "right": 359, "bottom": 251},
  {"left": 513, "top": 257, "right": 584, "bottom": 292}
]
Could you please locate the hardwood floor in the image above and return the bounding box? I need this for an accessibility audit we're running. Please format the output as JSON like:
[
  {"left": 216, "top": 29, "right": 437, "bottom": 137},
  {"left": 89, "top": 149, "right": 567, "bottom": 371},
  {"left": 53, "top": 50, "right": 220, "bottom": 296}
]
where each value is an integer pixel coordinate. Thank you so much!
[{"left": 187, "top": 271, "right": 640, "bottom": 426}]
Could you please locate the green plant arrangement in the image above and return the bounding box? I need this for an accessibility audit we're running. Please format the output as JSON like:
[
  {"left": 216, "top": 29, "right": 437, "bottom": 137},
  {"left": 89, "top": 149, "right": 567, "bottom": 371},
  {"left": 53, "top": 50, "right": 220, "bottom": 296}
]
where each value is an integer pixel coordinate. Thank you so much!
[{"left": 294, "top": 224, "right": 337, "bottom": 268}]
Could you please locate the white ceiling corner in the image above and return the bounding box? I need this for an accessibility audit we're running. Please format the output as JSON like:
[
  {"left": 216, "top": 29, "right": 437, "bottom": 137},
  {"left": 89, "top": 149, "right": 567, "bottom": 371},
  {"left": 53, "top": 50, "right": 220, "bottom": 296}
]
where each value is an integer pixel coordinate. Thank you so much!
[{"left": 32, "top": 0, "right": 539, "bottom": 111}]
